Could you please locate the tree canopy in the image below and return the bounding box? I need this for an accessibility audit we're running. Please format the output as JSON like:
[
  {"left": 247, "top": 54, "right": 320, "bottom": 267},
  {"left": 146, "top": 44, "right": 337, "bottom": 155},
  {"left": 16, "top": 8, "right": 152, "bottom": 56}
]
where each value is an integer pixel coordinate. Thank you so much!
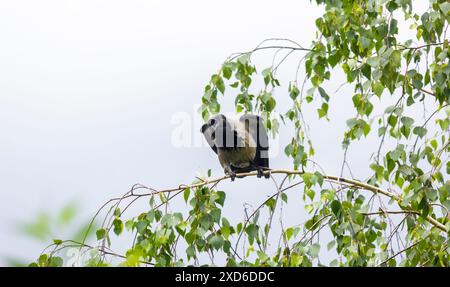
[{"left": 33, "top": 0, "right": 449, "bottom": 267}]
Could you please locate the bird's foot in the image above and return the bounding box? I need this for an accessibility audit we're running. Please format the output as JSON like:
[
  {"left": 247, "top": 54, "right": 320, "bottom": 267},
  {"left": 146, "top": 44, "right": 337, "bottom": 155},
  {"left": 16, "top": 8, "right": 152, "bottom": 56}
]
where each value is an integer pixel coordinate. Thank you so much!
[
  {"left": 229, "top": 171, "right": 236, "bottom": 181},
  {"left": 224, "top": 167, "right": 236, "bottom": 181},
  {"left": 262, "top": 168, "right": 271, "bottom": 179},
  {"left": 256, "top": 167, "right": 270, "bottom": 179},
  {"left": 257, "top": 168, "right": 264, "bottom": 178}
]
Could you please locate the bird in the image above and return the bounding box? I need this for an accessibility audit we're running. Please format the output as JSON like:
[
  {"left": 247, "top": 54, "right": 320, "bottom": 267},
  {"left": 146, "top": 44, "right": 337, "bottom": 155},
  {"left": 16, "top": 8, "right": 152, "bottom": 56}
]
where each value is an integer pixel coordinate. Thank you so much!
[{"left": 200, "top": 114, "right": 270, "bottom": 181}]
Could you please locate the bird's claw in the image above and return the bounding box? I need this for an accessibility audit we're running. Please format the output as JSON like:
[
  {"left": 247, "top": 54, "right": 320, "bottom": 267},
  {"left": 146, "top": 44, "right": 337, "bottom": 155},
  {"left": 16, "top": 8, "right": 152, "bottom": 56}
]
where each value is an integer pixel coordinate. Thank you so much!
[
  {"left": 256, "top": 167, "right": 270, "bottom": 179},
  {"left": 257, "top": 168, "right": 264, "bottom": 178}
]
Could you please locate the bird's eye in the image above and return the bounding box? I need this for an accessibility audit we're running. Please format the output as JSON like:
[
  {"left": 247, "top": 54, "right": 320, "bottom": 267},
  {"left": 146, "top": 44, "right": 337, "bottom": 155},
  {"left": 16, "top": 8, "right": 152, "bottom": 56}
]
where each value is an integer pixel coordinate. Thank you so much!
[{"left": 209, "top": 119, "right": 216, "bottom": 126}]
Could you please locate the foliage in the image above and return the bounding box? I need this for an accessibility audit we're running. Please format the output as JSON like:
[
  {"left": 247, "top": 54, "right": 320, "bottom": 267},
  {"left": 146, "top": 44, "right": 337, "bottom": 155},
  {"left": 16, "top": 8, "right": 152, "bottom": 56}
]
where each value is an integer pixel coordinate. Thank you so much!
[
  {"left": 7, "top": 202, "right": 96, "bottom": 267},
  {"left": 32, "top": 0, "right": 449, "bottom": 267}
]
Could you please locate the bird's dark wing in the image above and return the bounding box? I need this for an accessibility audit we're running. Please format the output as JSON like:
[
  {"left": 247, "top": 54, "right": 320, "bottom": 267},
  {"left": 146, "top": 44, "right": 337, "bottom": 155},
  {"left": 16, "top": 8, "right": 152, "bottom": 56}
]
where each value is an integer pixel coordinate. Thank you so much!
[{"left": 239, "top": 114, "right": 270, "bottom": 171}]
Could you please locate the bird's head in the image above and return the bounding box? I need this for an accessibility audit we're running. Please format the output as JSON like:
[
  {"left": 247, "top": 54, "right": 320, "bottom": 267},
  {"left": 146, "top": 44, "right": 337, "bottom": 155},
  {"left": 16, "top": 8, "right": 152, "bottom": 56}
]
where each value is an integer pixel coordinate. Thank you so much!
[{"left": 200, "top": 114, "right": 226, "bottom": 134}]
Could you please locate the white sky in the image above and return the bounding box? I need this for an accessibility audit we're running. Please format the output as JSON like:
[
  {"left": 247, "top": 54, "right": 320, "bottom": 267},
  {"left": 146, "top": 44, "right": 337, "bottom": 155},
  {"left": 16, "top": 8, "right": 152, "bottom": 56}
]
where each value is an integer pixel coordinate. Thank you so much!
[{"left": 0, "top": 0, "right": 436, "bottom": 266}]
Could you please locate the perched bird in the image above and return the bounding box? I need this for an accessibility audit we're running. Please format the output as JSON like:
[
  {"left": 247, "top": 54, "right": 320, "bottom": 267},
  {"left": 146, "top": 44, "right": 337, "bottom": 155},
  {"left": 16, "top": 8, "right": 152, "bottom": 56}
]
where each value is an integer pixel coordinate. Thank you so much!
[{"left": 200, "top": 114, "right": 270, "bottom": 180}]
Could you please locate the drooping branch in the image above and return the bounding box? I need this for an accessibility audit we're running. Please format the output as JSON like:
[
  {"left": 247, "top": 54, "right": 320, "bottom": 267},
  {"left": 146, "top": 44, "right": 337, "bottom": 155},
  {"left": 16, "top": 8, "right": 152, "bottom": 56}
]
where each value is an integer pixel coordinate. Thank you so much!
[
  {"left": 74, "top": 167, "right": 447, "bottom": 266},
  {"left": 122, "top": 169, "right": 447, "bottom": 233}
]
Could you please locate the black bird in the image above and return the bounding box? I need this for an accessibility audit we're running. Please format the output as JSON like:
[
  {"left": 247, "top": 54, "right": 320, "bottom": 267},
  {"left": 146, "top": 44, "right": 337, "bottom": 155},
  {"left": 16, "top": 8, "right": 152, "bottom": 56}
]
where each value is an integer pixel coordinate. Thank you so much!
[{"left": 200, "top": 114, "right": 270, "bottom": 180}]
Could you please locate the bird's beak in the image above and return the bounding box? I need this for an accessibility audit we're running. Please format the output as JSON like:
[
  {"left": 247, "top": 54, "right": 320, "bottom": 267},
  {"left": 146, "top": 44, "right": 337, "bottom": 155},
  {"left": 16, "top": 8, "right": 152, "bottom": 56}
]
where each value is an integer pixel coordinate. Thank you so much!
[{"left": 200, "top": 123, "right": 208, "bottom": 133}]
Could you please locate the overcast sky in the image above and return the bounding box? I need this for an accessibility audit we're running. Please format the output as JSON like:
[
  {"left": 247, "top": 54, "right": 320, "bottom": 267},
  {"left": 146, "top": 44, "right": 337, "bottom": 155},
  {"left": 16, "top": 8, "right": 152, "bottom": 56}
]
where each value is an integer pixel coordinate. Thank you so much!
[{"left": 0, "top": 0, "right": 433, "bottom": 266}]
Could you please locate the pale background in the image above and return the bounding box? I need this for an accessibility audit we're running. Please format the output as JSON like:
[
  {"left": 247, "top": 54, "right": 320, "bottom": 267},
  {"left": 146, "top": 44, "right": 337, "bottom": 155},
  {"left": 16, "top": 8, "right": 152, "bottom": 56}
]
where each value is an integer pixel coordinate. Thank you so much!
[{"left": 0, "top": 0, "right": 431, "bottom": 265}]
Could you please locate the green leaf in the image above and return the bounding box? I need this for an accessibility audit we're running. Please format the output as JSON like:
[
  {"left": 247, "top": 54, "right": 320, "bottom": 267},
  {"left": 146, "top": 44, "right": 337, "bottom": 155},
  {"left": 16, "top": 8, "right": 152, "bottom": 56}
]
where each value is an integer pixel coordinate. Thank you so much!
[
  {"left": 367, "top": 56, "right": 380, "bottom": 67},
  {"left": 125, "top": 219, "right": 134, "bottom": 231},
  {"left": 387, "top": 1, "right": 398, "bottom": 12},
  {"left": 212, "top": 74, "right": 225, "bottom": 94},
  {"left": 331, "top": 200, "right": 342, "bottom": 217},
  {"left": 58, "top": 202, "right": 78, "bottom": 225},
  {"left": 215, "top": 191, "right": 226, "bottom": 206},
  {"left": 49, "top": 256, "right": 63, "bottom": 267},
  {"left": 113, "top": 218, "right": 123, "bottom": 236},
  {"left": 136, "top": 221, "right": 148, "bottom": 234},
  {"left": 186, "top": 245, "right": 196, "bottom": 259},
  {"left": 237, "top": 222, "right": 243, "bottom": 234},
  {"left": 245, "top": 224, "right": 258, "bottom": 245},
  {"left": 265, "top": 198, "right": 276, "bottom": 211},
  {"left": 388, "top": 115, "right": 398, "bottom": 127},
  {"left": 285, "top": 227, "right": 294, "bottom": 241},
  {"left": 318, "top": 87, "right": 330, "bottom": 102},
  {"left": 281, "top": 193, "right": 288, "bottom": 203},
  {"left": 400, "top": 116, "right": 414, "bottom": 128},
  {"left": 284, "top": 144, "right": 293, "bottom": 156},
  {"left": 318, "top": 103, "right": 329, "bottom": 118},
  {"left": 257, "top": 250, "right": 269, "bottom": 262},
  {"left": 183, "top": 187, "right": 190, "bottom": 203},
  {"left": 222, "top": 65, "right": 232, "bottom": 80},
  {"left": 439, "top": 3, "right": 450, "bottom": 15},
  {"left": 305, "top": 216, "right": 320, "bottom": 231},
  {"left": 361, "top": 64, "right": 371, "bottom": 80},
  {"left": 314, "top": 171, "right": 324, "bottom": 187},
  {"left": 237, "top": 54, "right": 249, "bottom": 65},
  {"left": 346, "top": 118, "right": 358, "bottom": 128},
  {"left": 38, "top": 254, "right": 49, "bottom": 266},
  {"left": 209, "top": 235, "right": 224, "bottom": 250},
  {"left": 265, "top": 97, "right": 276, "bottom": 112},
  {"left": 328, "top": 51, "right": 341, "bottom": 67},
  {"left": 372, "top": 81, "right": 384, "bottom": 97},
  {"left": 308, "top": 243, "right": 320, "bottom": 257},
  {"left": 413, "top": 126, "right": 427, "bottom": 138},
  {"left": 289, "top": 84, "right": 300, "bottom": 100},
  {"left": 96, "top": 228, "right": 106, "bottom": 240},
  {"left": 210, "top": 208, "right": 222, "bottom": 223}
]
